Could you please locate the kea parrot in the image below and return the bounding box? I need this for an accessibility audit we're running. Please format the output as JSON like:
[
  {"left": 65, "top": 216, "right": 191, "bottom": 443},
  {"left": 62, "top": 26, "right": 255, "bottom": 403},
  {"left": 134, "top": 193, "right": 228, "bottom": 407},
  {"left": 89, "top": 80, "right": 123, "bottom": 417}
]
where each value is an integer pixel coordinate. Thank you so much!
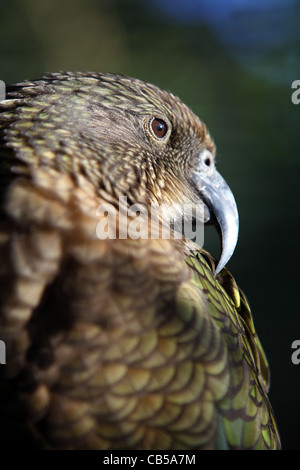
[{"left": 0, "top": 72, "right": 280, "bottom": 450}]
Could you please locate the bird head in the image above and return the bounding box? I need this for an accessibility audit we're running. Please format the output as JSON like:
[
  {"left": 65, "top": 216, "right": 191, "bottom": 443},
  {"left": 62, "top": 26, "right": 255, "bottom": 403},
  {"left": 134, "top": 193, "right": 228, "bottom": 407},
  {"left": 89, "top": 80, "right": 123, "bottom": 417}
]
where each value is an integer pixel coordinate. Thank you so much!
[{"left": 1, "top": 72, "right": 238, "bottom": 273}]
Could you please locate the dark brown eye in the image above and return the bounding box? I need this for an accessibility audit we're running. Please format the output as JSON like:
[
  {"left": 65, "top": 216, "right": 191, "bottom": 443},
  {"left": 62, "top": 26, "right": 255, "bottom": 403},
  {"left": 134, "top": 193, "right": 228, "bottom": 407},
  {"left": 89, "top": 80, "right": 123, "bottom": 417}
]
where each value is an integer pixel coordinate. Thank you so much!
[{"left": 150, "top": 118, "right": 168, "bottom": 139}]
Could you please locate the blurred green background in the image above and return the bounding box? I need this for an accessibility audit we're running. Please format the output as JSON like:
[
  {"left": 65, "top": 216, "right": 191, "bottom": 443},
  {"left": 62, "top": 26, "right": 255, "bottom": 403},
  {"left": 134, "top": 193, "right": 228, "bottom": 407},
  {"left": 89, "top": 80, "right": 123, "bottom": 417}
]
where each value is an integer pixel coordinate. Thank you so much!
[{"left": 1, "top": 0, "right": 299, "bottom": 450}]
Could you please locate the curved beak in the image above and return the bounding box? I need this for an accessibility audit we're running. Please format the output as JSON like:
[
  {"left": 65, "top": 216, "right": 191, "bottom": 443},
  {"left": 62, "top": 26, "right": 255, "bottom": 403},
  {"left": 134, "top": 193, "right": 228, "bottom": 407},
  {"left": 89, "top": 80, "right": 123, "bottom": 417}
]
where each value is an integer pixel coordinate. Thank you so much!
[{"left": 192, "top": 167, "right": 239, "bottom": 275}]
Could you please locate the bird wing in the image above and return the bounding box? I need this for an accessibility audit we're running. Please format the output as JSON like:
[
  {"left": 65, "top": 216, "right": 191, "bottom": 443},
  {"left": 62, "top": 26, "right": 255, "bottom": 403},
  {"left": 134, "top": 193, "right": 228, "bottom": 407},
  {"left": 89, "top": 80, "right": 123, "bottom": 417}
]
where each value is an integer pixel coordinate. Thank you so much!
[{"left": 185, "top": 249, "right": 281, "bottom": 449}]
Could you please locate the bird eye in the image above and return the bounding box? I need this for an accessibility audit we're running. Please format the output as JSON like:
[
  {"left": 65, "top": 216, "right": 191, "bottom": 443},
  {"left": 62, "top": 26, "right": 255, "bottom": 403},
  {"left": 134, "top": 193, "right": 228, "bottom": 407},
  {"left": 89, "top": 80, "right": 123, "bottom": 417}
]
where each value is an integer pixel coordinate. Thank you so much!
[{"left": 150, "top": 118, "right": 168, "bottom": 139}]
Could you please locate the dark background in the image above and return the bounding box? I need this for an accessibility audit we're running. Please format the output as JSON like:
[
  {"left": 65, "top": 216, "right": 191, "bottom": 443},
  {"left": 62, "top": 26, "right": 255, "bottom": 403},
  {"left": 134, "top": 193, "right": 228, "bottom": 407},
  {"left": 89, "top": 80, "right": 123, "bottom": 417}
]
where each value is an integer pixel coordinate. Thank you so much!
[{"left": 0, "top": 0, "right": 299, "bottom": 450}]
